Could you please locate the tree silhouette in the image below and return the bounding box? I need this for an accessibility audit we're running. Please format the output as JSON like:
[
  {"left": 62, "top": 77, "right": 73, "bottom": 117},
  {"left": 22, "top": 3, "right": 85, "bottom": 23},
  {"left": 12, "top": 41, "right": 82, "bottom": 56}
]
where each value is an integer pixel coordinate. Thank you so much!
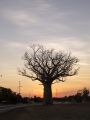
[
  {"left": 0, "top": 87, "right": 18, "bottom": 104},
  {"left": 18, "top": 45, "right": 79, "bottom": 105},
  {"left": 82, "top": 88, "right": 89, "bottom": 102},
  {"left": 76, "top": 88, "right": 89, "bottom": 102}
]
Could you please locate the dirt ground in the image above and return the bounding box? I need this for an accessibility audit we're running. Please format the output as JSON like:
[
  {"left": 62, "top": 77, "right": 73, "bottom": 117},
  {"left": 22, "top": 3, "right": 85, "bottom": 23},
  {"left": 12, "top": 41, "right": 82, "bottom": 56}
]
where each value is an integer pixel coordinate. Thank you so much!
[{"left": 0, "top": 103, "right": 90, "bottom": 120}]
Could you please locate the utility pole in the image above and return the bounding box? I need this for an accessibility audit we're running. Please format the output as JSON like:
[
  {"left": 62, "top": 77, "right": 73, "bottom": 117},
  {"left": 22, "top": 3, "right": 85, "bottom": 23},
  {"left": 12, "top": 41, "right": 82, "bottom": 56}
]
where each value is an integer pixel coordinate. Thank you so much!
[
  {"left": 19, "top": 81, "right": 22, "bottom": 95},
  {"left": 18, "top": 81, "right": 22, "bottom": 103}
]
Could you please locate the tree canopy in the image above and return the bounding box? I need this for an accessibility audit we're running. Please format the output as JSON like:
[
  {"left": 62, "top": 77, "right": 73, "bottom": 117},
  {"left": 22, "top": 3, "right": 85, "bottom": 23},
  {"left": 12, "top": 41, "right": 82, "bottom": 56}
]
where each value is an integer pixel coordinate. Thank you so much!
[
  {"left": 18, "top": 45, "right": 79, "bottom": 84},
  {"left": 18, "top": 45, "right": 79, "bottom": 105}
]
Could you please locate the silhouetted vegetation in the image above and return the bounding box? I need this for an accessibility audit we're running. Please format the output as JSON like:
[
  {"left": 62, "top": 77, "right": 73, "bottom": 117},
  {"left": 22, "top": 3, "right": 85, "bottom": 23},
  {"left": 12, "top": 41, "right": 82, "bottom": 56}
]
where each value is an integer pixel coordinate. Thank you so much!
[
  {"left": 18, "top": 44, "right": 79, "bottom": 105},
  {"left": 0, "top": 86, "right": 43, "bottom": 104},
  {"left": 0, "top": 86, "right": 22, "bottom": 104},
  {"left": 33, "top": 96, "right": 43, "bottom": 103},
  {"left": 0, "top": 86, "right": 90, "bottom": 105},
  {"left": 53, "top": 88, "right": 90, "bottom": 103}
]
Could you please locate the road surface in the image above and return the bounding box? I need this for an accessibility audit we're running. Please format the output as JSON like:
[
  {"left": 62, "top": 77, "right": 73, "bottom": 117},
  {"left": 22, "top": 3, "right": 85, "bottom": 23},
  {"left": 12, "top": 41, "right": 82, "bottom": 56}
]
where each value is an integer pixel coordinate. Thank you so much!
[{"left": 0, "top": 104, "right": 29, "bottom": 114}]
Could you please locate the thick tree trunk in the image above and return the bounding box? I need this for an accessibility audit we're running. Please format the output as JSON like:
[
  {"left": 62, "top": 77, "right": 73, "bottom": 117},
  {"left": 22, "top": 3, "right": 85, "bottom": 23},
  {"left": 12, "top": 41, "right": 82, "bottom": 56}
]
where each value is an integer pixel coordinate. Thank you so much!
[{"left": 43, "top": 83, "right": 53, "bottom": 105}]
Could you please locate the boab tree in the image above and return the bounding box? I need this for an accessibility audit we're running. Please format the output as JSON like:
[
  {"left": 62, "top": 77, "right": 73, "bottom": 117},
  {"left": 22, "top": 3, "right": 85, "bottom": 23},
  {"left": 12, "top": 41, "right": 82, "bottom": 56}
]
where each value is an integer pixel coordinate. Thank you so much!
[{"left": 18, "top": 45, "right": 79, "bottom": 105}]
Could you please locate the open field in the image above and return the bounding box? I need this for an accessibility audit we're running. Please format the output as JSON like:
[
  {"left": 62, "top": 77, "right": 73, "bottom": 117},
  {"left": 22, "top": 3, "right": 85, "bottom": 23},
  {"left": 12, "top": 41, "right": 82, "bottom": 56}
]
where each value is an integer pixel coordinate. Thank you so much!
[{"left": 0, "top": 103, "right": 90, "bottom": 120}]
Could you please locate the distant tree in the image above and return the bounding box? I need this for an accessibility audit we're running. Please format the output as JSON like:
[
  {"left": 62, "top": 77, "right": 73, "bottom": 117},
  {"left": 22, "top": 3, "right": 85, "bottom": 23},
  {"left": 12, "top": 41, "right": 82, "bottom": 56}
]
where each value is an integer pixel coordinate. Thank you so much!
[
  {"left": 22, "top": 97, "right": 29, "bottom": 103},
  {"left": 0, "top": 87, "right": 20, "bottom": 104},
  {"left": 75, "top": 88, "right": 90, "bottom": 103},
  {"left": 18, "top": 45, "right": 79, "bottom": 105},
  {"left": 74, "top": 92, "right": 82, "bottom": 103},
  {"left": 82, "top": 88, "right": 89, "bottom": 102},
  {"left": 16, "top": 93, "right": 22, "bottom": 103}
]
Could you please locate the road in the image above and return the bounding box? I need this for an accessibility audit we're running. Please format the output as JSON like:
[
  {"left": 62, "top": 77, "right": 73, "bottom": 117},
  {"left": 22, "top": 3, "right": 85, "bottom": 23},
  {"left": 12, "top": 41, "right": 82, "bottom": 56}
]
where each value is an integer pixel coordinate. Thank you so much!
[{"left": 0, "top": 104, "right": 29, "bottom": 114}]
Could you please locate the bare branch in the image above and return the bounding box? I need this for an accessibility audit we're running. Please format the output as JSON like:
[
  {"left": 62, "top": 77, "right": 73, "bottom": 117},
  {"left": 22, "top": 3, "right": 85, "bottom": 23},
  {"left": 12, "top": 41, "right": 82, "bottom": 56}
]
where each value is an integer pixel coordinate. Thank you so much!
[
  {"left": 18, "top": 44, "right": 79, "bottom": 84},
  {"left": 18, "top": 68, "right": 41, "bottom": 81}
]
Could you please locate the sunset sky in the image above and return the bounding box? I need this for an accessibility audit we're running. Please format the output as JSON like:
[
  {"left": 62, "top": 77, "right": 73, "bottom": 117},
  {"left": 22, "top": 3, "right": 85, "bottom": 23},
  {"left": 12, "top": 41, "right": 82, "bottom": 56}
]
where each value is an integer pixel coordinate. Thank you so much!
[{"left": 0, "top": 0, "right": 90, "bottom": 98}]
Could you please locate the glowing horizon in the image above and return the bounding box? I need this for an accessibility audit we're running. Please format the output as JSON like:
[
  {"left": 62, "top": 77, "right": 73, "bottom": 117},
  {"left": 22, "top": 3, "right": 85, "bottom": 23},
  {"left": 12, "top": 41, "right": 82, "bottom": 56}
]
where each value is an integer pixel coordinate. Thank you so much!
[{"left": 0, "top": 0, "right": 90, "bottom": 98}]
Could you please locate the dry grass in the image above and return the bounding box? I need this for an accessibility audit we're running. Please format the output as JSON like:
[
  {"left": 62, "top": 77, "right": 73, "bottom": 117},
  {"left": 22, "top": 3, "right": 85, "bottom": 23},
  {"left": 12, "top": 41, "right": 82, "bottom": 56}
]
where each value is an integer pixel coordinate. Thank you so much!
[{"left": 0, "top": 103, "right": 90, "bottom": 120}]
